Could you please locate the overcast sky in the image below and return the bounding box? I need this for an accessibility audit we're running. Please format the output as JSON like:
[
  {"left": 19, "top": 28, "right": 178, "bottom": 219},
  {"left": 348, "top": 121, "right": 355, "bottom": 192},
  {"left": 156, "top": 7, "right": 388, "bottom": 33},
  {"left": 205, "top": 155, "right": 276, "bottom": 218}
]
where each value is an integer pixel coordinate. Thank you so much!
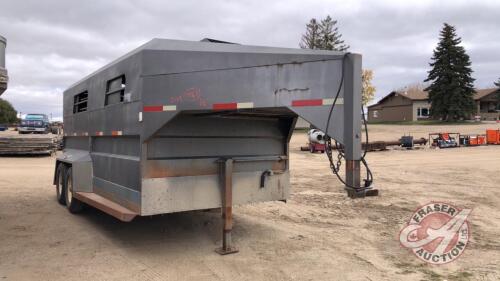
[{"left": 1, "top": 0, "right": 499, "bottom": 120}]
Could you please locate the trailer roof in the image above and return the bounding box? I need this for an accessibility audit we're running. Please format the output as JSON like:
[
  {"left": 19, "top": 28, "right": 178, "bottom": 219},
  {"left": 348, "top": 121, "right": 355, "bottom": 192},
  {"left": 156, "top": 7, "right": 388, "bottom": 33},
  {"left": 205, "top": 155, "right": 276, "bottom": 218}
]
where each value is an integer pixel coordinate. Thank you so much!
[{"left": 68, "top": 38, "right": 345, "bottom": 89}]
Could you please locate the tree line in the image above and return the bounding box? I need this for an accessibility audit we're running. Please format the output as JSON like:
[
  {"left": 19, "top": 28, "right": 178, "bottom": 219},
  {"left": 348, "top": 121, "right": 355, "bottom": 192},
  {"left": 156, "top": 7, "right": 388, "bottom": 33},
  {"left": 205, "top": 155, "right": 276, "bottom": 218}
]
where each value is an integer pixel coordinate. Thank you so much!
[
  {"left": 300, "top": 16, "right": 500, "bottom": 121},
  {"left": 300, "top": 15, "right": 375, "bottom": 107}
]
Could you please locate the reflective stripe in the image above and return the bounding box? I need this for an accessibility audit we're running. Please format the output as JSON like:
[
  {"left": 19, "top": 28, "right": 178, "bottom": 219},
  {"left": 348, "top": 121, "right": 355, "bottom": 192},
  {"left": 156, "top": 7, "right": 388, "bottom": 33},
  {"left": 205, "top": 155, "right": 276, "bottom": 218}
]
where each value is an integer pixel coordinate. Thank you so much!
[
  {"left": 163, "top": 105, "right": 177, "bottom": 111},
  {"left": 237, "top": 102, "right": 254, "bottom": 109},
  {"left": 213, "top": 102, "right": 254, "bottom": 110},
  {"left": 213, "top": 102, "right": 237, "bottom": 110},
  {"left": 292, "top": 99, "right": 322, "bottom": 107},
  {"left": 325, "top": 98, "right": 343, "bottom": 105},
  {"left": 143, "top": 105, "right": 163, "bottom": 112},
  {"left": 292, "top": 98, "right": 343, "bottom": 106}
]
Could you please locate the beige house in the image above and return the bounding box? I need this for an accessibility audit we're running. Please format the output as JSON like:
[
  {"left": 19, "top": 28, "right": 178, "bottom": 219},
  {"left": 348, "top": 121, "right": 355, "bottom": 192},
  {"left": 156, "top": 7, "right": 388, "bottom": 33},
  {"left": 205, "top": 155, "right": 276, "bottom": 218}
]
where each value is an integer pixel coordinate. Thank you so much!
[
  {"left": 367, "top": 89, "right": 430, "bottom": 122},
  {"left": 475, "top": 88, "right": 500, "bottom": 120},
  {"left": 368, "top": 88, "right": 499, "bottom": 122}
]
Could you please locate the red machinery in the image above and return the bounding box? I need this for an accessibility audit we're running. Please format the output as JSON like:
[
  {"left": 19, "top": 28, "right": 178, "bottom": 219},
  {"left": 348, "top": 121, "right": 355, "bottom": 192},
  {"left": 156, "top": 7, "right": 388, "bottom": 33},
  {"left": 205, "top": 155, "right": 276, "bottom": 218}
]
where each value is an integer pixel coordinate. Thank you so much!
[
  {"left": 460, "top": 134, "right": 487, "bottom": 146},
  {"left": 486, "top": 129, "right": 500, "bottom": 145},
  {"left": 469, "top": 134, "right": 487, "bottom": 146}
]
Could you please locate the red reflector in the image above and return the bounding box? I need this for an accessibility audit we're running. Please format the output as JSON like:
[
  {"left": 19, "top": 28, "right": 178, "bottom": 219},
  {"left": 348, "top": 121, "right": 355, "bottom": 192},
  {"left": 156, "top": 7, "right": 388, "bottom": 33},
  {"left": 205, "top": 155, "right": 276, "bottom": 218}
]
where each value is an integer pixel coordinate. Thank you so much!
[
  {"left": 213, "top": 103, "right": 237, "bottom": 110},
  {"left": 292, "top": 99, "right": 323, "bottom": 107},
  {"left": 143, "top": 105, "right": 163, "bottom": 112}
]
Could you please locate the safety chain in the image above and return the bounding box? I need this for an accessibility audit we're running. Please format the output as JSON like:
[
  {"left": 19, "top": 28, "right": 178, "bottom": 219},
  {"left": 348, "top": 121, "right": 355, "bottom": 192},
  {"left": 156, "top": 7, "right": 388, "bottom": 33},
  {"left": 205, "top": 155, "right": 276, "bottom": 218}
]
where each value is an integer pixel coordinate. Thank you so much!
[{"left": 325, "top": 137, "right": 342, "bottom": 174}]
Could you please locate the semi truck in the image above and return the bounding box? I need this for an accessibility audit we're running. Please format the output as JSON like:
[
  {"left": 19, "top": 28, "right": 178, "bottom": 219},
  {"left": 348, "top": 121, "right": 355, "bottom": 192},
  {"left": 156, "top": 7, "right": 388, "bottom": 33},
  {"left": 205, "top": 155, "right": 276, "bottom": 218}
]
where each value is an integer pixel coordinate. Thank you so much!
[{"left": 54, "top": 38, "right": 372, "bottom": 254}]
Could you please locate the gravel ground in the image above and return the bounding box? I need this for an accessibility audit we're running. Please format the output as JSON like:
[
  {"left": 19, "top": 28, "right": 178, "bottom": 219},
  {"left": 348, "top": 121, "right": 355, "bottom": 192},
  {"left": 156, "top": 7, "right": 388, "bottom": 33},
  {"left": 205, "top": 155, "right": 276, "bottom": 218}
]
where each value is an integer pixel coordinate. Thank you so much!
[{"left": 0, "top": 123, "right": 499, "bottom": 280}]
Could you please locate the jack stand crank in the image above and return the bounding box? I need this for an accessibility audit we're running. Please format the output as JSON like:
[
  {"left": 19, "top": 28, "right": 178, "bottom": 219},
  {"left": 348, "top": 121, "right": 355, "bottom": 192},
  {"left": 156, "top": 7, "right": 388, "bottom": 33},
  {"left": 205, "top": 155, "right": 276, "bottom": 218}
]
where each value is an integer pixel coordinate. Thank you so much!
[{"left": 215, "top": 158, "right": 239, "bottom": 255}]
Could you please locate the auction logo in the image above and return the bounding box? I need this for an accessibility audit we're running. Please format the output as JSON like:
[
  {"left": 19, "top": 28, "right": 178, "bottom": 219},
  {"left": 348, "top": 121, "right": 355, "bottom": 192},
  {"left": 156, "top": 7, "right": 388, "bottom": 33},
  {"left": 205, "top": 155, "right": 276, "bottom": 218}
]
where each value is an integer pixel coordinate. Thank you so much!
[{"left": 399, "top": 202, "right": 471, "bottom": 264}]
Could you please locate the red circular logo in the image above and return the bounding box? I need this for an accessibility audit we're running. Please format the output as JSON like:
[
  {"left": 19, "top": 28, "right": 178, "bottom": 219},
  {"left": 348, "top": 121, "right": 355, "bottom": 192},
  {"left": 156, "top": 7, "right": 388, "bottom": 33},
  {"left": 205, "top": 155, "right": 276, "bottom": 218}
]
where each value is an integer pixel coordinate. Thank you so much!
[{"left": 399, "top": 202, "right": 471, "bottom": 264}]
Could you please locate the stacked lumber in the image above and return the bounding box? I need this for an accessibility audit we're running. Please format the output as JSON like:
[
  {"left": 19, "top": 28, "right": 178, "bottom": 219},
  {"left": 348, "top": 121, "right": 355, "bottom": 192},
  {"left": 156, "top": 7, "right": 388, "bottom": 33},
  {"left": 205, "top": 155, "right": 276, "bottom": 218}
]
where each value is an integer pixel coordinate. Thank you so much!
[{"left": 0, "top": 134, "right": 62, "bottom": 155}]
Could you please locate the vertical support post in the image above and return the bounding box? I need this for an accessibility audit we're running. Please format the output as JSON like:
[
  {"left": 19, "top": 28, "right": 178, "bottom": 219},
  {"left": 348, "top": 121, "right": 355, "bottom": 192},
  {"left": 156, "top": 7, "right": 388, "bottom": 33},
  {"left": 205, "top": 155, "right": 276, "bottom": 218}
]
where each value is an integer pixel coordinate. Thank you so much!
[
  {"left": 215, "top": 158, "right": 239, "bottom": 255},
  {"left": 343, "top": 53, "right": 363, "bottom": 198}
]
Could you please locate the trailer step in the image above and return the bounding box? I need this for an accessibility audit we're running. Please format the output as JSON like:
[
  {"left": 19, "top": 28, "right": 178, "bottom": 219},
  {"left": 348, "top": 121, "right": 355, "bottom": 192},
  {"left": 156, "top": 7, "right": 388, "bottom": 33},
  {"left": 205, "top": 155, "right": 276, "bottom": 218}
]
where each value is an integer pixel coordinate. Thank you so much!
[{"left": 74, "top": 192, "right": 138, "bottom": 222}]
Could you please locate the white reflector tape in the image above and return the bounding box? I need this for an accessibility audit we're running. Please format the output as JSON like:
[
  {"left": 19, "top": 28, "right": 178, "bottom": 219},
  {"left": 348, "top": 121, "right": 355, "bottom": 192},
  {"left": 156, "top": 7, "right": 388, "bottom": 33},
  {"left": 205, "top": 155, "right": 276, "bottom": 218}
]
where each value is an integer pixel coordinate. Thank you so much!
[
  {"left": 237, "top": 102, "right": 254, "bottom": 109},
  {"left": 163, "top": 105, "right": 177, "bottom": 111},
  {"left": 323, "top": 98, "right": 343, "bottom": 105}
]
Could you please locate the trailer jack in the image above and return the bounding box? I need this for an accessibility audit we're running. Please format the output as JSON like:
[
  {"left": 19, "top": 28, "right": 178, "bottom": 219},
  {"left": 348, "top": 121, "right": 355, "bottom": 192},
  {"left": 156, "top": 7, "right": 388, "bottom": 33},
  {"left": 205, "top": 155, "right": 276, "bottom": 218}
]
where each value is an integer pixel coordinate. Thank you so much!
[{"left": 215, "top": 158, "right": 239, "bottom": 255}]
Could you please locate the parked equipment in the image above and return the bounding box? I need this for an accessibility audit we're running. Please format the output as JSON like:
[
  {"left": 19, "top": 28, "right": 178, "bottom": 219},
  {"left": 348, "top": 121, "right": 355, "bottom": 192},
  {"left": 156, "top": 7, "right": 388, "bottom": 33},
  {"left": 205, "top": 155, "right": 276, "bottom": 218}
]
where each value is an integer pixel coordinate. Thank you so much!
[
  {"left": 0, "top": 35, "right": 8, "bottom": 95},
  {"left": 300, "top": 129, "right": 326, "bottom": 153},
  {"left": 53, "top": 38, "right": 372, "bottom": 254},
  {"left": 469, "top": 134, "right": 486, "bottom": 146},
  {"left": 459, "top": 134, "right": 487, "bottom": 146},
  {"left": 486, "top": 129, "right": 500, "bottom": 145},
  {"left": 325, "top": 135, "right": 427, "bottom": 152},
  {"left": 429, "top": 133, "right": 459, "bottom": 148}
]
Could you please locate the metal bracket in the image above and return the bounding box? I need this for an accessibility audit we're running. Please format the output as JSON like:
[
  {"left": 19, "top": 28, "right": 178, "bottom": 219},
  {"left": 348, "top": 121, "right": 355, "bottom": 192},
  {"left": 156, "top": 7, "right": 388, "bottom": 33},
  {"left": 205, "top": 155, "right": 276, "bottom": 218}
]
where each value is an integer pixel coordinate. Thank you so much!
[{"left": 215, "top": 158, "right": 239, "bottom": 255}]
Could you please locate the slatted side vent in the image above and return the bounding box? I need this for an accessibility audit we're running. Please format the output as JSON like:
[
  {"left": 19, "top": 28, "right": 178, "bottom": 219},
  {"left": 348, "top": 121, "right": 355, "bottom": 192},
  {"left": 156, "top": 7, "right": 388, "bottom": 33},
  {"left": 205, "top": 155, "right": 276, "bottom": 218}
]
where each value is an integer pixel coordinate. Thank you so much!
[
  {"left": 105, "top": 75, "right": 126, "bottom": 106},
  {"left": 73, "top": 91, "right": 88, "bottom": 113}
]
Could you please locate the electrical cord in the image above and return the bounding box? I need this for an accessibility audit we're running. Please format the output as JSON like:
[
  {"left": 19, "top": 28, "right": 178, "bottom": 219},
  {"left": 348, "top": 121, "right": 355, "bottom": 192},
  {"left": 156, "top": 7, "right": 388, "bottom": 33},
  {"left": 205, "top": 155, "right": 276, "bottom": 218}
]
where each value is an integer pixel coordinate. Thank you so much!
[{"left": 324, "top": 53, "right": 373, "bottom": 193}]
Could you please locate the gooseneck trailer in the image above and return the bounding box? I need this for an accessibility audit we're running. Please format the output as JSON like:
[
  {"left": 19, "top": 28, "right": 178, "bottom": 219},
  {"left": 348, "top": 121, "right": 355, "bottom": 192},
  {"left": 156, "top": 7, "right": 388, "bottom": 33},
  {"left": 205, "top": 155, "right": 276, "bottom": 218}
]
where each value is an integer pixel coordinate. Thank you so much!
[{"left": 54, "top": 38, "right": 371, "bottom": 254}]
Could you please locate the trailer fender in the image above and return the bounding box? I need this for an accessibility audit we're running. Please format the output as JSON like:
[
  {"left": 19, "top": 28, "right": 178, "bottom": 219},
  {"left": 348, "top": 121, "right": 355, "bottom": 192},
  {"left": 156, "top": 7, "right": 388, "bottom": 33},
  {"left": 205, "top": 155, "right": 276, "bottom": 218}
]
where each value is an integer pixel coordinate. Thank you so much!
[{"left": 54, "top": 149, "right": 93, "bottom": 192}]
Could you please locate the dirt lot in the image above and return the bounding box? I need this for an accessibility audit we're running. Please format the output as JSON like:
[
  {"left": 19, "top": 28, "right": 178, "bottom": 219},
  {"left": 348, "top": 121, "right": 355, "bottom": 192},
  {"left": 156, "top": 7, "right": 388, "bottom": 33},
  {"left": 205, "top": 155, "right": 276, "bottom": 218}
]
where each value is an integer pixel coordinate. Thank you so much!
[{"left": 0, "top": 124, "right": 499, "bottom": 280}]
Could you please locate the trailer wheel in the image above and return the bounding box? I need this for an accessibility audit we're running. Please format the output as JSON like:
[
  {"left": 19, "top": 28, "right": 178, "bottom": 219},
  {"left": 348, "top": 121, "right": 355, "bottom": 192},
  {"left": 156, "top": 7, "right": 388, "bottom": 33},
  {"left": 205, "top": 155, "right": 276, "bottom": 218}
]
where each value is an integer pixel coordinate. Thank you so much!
[
  {"left": 55, "top": 164, "right": 66, "bottom": 205},
  {"left": 64, "top": 167, "right": 84, "bottom": 213}
]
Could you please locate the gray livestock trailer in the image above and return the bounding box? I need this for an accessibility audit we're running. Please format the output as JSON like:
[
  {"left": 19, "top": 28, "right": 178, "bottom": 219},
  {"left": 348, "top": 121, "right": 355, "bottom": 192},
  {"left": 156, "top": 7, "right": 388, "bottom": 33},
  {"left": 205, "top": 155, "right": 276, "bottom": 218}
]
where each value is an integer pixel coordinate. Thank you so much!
[
  {"left": 0, "top": 35, "right": 8, "bottom": 95},
  {"left": 54, "top": 38, "right": 373, "bottom": 254}
]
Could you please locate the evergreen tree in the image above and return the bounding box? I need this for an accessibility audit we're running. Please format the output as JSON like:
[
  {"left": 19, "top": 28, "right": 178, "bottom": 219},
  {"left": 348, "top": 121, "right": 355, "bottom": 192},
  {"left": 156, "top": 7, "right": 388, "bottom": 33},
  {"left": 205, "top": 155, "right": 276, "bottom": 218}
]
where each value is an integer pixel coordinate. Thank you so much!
[
  {"left": 300, "top": 16, "right": 375, "bottom": 106},
  {"left": 318, "top": 15, "right": 349, "bottom": 51},
  {"left": 0, "top": 98, "right": 17, "bottom": 124},
  {"left": 424, "top": 23, "right": 475, "bottom": 121},
  {"left": 300, "top": 19, "right": 322, "bottom": 49}
]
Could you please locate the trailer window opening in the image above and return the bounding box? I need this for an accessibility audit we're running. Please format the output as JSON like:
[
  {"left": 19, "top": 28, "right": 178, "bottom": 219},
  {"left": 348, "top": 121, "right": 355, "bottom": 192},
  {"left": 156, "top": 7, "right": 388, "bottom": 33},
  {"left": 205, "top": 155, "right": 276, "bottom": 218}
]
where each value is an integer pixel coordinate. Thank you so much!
[
  {"left": 105, "top": 75, "right": 126, "bottom": 106},
  {"left": 73, "top": 91, "right": 88, "bottom": 113}
]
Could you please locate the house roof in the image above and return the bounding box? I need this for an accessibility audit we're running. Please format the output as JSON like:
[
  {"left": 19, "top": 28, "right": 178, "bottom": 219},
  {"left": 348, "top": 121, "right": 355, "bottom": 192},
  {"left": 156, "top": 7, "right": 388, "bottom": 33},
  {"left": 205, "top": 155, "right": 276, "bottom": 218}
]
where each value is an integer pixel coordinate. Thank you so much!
[
  {"left": 367, "top": 88, "right": 499, "bottom": 108},
  {"left": 474, "top": 88, "right": 498, "bottom": 100}
]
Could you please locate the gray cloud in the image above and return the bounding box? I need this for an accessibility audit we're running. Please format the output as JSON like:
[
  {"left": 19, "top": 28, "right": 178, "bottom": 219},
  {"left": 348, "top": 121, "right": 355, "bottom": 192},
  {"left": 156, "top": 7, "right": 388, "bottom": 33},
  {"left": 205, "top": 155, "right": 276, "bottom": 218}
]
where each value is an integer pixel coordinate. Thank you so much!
[{"left": 0, "top": 0, "right": 499, "bottom": 119}]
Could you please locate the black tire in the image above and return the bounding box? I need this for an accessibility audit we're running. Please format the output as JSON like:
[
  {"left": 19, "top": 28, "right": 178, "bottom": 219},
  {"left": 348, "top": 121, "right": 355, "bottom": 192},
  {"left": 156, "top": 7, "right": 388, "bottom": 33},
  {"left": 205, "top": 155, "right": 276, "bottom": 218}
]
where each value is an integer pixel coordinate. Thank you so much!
[
  {"left": 64, "top": 167, "right": 84, "bottom": 213},
  {"left": 55, "top": 164, "right": 66, "bottom": 205},
  {"left": 310, "top": 146, "right": 315, "bottom": 153}
]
